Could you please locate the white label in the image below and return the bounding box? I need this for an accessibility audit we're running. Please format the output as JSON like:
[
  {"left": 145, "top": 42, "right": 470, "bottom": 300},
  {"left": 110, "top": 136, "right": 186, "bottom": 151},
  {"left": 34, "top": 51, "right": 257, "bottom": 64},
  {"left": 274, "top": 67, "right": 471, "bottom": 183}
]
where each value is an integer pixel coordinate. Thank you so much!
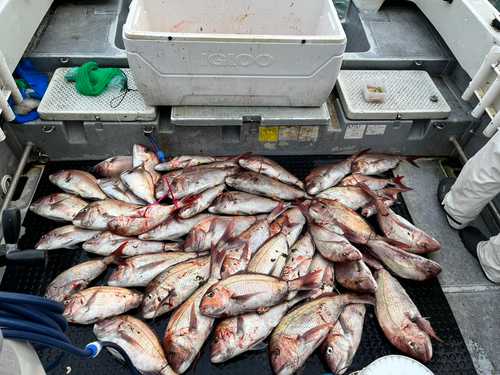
[
  {"left": 279, "top": 126, "right": 299, "bottom": 141},
  {"left": 298, "top": 126, "right": 319, "bottom": 142},
  {"left": 344, "top": 125, "right": 366, "bottom": 139},
  {"left": 366, "top": 125, "right": 386, "bottom": 136}
]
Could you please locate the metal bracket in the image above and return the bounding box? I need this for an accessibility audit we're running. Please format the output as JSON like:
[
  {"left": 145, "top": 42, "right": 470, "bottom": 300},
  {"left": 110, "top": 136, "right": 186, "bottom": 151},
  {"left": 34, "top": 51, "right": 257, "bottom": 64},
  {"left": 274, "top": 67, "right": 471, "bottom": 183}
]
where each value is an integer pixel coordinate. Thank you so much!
[{"left": 142, "top": 125, "right": 155, "bottom": 134}]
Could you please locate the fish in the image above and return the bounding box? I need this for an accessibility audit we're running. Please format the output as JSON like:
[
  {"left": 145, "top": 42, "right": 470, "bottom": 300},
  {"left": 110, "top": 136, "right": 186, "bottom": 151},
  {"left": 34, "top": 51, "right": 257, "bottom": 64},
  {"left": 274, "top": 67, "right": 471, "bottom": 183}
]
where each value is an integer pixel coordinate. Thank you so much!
[
  {"left": 307, "top": 221, "right": 362, "bottom": 263},
  {"left": 155, "top": 153, "right": 250, "bottom": 172},
  {"left": 133, "top": 143, "right": 161, "bottom": 184},
  {"left": 247, "top": 218, "right": 292, "bottom": 276},
  {"left": 45, "top": 244, "right": 125, "bottom": 302},
  {"left": 178, "top": 184, "right": 225, "bottom": 218},
  {"left": 72, "top": 200, "right": 141, "bottom": 230},
  {"left": 339, "top": 174, "right": 408, "bottom": 190},
  {"left": 226, "top": 172, "right": 310, "bottom": 200},
  {"left": 94, "top": 315, "right": 176, "bottom": 375},
  {"left": 209, "top": 191, "right": 281, "bottom": 215},
  {"left": 308, "top": 252, "right": 336, "bottom": 299},
  {"left": 375, "top": 269, "right": 441, "bottom": 361},
  {"left": 357, "top": 180, "right": 440, "bottom": 253},
  {"left": 138, "top": 213, "right": 211, "bottom": 241},
  {"left": 316, "top": 186, "right": 409, "bottom": 211},
  {"left": 220, "top": 202, "right": 289, "bottom": 278},
  {"left": 107, "top": 251, "right": 208, "bottom": 288},
  {"left": 269, "top": 292, "right": 375, "bottom": 375},
  {"left": 364, "top": 239, "right": 442, "bottom": 281},
  {"left": 62, "top": 286, "right": 143, "bottom": 324},
  {"left": 49, "top": 170, "right": 107, "bottom": 200},
  {"left": 94, "top": 155, "right": 133, "bottom": 177},
  {"left": 268, "top": 206, "right": 307, "bottom": 248},
  {"left": 83, "top": 231, "right": 183, "bottom": 256},
  {"left": 141, "top": 254, "right": 212, "bottom": 319},
  {"left": 281, "top": 234, "right": 314, "bottom": 300},
  {"left": 163, "top": 241, "right": 227, "bottom": 373},
  {"left": 334, "top": 260, "right": 377, "bottom": 293},
  {"left": 35, "top": 225, "right": 101, "bottom": 250},
  {"left": 29, "top": 193, "right": 88, "bottom": 222},
  {"left": 319, "top": 304, "right": 366, "bottom": 375},
  {"left": 168, "top": 167, "right": 241, "bottom": 199},
  {"left": 107, "top": 195, "right": 198, "bottom": 236},
  {"left": 184, "top": 214, "right": 265, "bottom": 253},
  {"left": 120, "top": 165, "right": 156, "bottom": 204},
  {"left": 360, "top": 197, "right": 396, "bottom": 217},
  {"left": 199, "top": 270, "right": 322, "bottom": 318},
  {"left": 239, "top": 156, "right": 305, "bottom": 190},
  {"left": 304, "top": 149, "right": 370, "bottom": 196},
  {"left": 154, "top": 170, "right": 183, "bottom": 200},
  {"left": 351, "top": 153, "right": 420, "bottom": 175},
  {"left": 209, "top": 290, "right": 315, "bottom": 364},
  {"left": 96, "top": 176, "right": 147, "bottom": 205}
]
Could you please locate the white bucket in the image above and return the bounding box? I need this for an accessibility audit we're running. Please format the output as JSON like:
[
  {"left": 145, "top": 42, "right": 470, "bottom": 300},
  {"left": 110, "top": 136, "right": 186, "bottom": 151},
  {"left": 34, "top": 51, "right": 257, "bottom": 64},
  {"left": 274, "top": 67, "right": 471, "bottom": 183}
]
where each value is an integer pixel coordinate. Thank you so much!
[{"left": 349, "top": 355, "right": 434, "bottom": 375}]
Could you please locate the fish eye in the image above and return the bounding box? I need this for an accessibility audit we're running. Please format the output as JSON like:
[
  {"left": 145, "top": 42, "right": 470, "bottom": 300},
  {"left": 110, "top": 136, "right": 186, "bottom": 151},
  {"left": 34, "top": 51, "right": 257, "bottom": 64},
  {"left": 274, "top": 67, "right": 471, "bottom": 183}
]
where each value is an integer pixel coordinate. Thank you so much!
[
  {"left": 408, "top": 341, "right": 414, "bottom": 347},
  {"left": 114, "top": 224, "right": 120, "bottom": 230},
  {"left": 421, "top": 242, "right": 429, "bottom": 249},
  {"left": 206, "top": 291, "right": 215, "bottom": 298},
  {"left": 81, "top": 208, "right": 88, "bottom": 212},
  {"left": 326, "top": 347, "right": 333, "bottom": 355},
  {"left": 213, "top": 337, "right": 219, "bottom": 344},
  {"left": 426, "top": 267, "right": 432, "bottom": 273},
  {"left": 147, "top": 294, "right": 153, "bottom": 300},
  {"left": 272, "top": 348, "right": 280, "bottom": 357},
  {"left": 342, "top": 252, "right": 348, "bottom": 257},
  {"left": 94, "top": 234, "right": 99, "bottom": 238},
  {"left": 168, "top": 348, "right": 175, "bottom": 357},
  {"left": 44, "top": 294, "right": 49, "bottom": 298},
  {"left": 63, "top": 299, "right": 70, "bottom": 305},
  {"left": 321, "top": 204, "right": 327, "bottom": 209},
  {"left": 41, "top": 235, "right": 46, "bottom": 238}
]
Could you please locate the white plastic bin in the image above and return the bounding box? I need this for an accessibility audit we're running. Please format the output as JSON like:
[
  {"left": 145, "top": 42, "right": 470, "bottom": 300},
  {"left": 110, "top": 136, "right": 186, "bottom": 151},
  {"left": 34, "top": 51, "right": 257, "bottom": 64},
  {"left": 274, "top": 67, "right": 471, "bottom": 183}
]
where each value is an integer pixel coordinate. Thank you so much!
[{"left": 123, "top": 0, "right": 346, "bottom": 107}]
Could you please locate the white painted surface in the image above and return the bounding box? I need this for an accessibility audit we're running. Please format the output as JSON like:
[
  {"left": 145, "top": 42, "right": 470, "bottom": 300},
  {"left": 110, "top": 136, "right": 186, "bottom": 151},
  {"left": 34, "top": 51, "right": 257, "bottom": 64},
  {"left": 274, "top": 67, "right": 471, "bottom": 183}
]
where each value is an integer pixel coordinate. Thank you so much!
[{"left": 0, "top": 0, "right": 53, "bottom": 73}]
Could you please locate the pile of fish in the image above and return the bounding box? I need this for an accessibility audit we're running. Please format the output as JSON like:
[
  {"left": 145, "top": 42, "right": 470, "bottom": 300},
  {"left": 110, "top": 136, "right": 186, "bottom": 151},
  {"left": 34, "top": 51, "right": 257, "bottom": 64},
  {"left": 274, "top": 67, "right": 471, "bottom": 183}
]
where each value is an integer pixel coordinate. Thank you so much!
[{"left": 30, "top": 145, "right": 443, "bottom": 375}]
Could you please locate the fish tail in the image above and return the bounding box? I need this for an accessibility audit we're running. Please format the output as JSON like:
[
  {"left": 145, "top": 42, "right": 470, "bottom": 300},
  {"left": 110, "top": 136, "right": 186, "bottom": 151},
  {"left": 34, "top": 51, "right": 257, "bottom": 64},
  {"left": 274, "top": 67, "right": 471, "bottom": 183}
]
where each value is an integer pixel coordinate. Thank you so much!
[
  {"left": 412, "top": 316, "right": 443, "bottom": 342},
  {"left": 401, "top": 155, "right": 420, "bottom": 168},
  {"left": 210, "top": 242, "right": 227, "bottom": 280},
  {"left": 217, "top": 218, "right": 235, "bottom": 248},
  {"left": 388, "top": 175, "right": 411, "bottom": 189},
  {"left": 295, "top": 198, "right": 313, "bottom": 222},
  {"left": 267, "top": 200, "right": 290, "bottom": 223},
  {"left": 288, "top": 269, "right": 322, "bottom": 291},
  {"left": 105, "top": 241, "right": 128, "bottom": 265}
]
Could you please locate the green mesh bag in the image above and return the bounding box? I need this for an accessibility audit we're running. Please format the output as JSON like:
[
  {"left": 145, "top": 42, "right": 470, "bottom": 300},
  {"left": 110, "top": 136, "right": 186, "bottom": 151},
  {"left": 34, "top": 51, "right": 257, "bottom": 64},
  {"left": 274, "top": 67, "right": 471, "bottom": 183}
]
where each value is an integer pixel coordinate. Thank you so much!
[{"left": 69, "top": 62, "right": 126, "bottom": 96}]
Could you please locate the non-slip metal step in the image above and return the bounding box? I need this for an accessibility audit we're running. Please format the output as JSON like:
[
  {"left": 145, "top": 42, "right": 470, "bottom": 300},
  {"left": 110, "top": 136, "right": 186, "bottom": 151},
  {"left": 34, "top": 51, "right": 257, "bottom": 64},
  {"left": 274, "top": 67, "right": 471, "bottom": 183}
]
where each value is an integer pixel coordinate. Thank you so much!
[
  {"left": 337, "top": 70, "right": 451, "bottom": 120},
  {"left": 0, "top": 157, "right": 475, "bottom": 375},
  {"left": 38, "top": 68, "right": 157, "bottom": 122}
]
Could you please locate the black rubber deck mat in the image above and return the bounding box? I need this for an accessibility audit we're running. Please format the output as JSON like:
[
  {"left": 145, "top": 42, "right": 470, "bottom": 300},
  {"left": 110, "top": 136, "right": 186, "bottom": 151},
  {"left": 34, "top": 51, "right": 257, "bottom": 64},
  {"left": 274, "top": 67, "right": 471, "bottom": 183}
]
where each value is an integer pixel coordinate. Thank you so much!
[{"left": 1, "top": 156, "right": 477, "bottom": 375}]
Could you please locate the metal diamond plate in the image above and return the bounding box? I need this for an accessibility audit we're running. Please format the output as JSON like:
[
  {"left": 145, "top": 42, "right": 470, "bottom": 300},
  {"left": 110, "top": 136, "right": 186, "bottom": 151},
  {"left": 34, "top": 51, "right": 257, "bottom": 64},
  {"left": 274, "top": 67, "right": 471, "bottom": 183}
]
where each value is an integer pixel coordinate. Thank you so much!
[
  {"left": 337, "top": 70, "right": 451, "bottom": 120},
  {"left": 38, "top": 68, "right": 157, "bottom": 122}
]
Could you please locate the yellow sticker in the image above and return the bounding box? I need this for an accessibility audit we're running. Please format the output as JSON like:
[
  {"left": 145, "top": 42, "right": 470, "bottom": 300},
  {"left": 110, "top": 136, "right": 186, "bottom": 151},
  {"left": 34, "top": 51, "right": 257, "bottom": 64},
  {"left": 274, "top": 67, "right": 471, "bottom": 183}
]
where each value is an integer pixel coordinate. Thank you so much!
[{"left": 258, "top": 126, "right": 278, "bottom": 141}]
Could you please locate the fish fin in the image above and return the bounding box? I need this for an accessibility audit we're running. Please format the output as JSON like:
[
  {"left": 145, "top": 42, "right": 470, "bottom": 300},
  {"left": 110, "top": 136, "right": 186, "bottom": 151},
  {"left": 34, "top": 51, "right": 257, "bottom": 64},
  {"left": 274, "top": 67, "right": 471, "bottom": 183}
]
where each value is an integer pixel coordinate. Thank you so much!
[
  {"left": 347, "top": 148, "right": 371, "bottom": 163},
  {"left": 209, "top": 217, "right": 219, "bottom": 235},
  {"left": 236, "top": 315, "right": 245, "bottom": 336},
  {"left": 63, "top": 244, "right": 80, "bottom": 249},
  {"left": 295, "top": 198, "right": 313, "bottom": 222},
  {"left": 178, "top": 194, "right": 201, "bottom": 210},
  {"left": 210, "top": 242, "right": 227, "bottom": 280},
  {"left": 218, "top": 218, "right": 235, "bottom": 248},
  {"left": 153, "top": 290, "right": 175, "bottom": 321},
  {"left": 234, "top": 151, "right": 252, "bottom": 161},
  {"left": 354, "top": 177, "right": 378, "bottom": 200},
  {"left": 412, "top": 316, "right": 442, "bottom": 342},
  {"left": 248, "top": 341, "right": 268, "bottom": 351},
  {"left": 232, "top": 291, "right": 266, "bottom": 302},
  {"left": 267, "top": 200, "right": 290, "bottom": 223},
  {"left": 105, "top": 241, "right": 128, "bottom": 266},
  {"left": 298, "top": 323, "right": 333, "bottom": 344},
  {"left": 189, "top": 303, "right": 198, "bottom": 332},
  {"left": 401, "top": 155, "right": 420, "bottom": 168},
  {"left": 288, "top": 289, "right": 323, "bottom": 306},
  {"left": 239, "top": 242, "right": 251, "bottom": 262},
  {"left": 287, "top": 269, "right": 322, "bottom": 291}
]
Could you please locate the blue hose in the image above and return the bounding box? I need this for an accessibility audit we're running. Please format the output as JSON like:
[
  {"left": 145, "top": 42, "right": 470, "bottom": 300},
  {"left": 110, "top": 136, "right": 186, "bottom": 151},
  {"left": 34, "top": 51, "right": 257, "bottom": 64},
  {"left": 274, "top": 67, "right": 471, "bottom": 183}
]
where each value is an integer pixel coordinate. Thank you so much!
[{"left": 0, "top": 291, "right": 137, "bottom": 375}]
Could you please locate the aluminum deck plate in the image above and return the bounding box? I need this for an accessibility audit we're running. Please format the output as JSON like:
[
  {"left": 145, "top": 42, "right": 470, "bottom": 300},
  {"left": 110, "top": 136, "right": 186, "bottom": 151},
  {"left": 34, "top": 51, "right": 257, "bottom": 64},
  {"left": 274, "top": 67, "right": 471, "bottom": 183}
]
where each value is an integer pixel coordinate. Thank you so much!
[
  {"left": 38, "top": 68, "right": 157, "bottom": 122},
  {"left": 337, "top": 70, "right": 451, "bottom": 120},
  {"left": 171, "top": 103, "right": 331, "bottom": 126},
  {"left": 0, "top": 158, "right": 475, "bottom": 375}
]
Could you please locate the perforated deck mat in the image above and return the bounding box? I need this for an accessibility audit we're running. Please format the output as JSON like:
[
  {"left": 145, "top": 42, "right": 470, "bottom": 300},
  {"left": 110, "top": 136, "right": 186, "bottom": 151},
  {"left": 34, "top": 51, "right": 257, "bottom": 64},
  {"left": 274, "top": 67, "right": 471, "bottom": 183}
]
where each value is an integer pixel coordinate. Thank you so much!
[{"left": 1, "top": 157, "right": 476, "bottom": 375}]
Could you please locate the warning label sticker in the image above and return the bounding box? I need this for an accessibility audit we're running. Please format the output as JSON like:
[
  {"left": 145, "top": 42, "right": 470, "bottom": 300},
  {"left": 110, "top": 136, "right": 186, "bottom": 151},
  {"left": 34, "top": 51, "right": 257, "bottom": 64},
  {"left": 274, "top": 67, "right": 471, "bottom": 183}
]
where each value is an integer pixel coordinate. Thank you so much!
[
  {"left": 259, "top": 126, "right": 278, "bottom": 141},
  {"left": 279, "top": 126, "right": 299, "bottom": 141},
  {"left": 344, "top": 125, "right": 366, "bottom": 139},
  {"left": 366, "top": 125, "right": 386, "bottom": 136},
  {"left": 298, "top": 126, "right": 320, "bottom": 142}
]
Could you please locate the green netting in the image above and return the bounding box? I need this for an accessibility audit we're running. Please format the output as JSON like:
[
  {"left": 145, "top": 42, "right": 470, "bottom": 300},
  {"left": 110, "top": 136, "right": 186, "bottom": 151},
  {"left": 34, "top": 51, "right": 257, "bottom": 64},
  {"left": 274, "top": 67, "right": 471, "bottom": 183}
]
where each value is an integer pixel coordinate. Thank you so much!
[{"left": 73, "top": 62, "right": 125, "bottom": 96}]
